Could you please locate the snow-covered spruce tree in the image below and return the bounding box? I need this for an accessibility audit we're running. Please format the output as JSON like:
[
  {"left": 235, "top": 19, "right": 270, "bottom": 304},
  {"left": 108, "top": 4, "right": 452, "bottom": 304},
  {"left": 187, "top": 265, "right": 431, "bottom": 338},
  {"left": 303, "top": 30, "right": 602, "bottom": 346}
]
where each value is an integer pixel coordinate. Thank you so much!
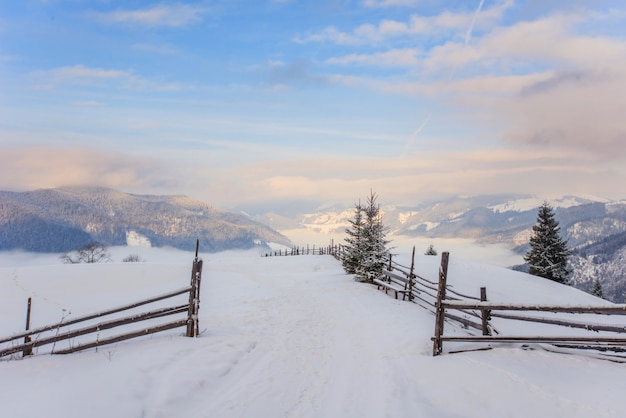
[
  {"left": 524, "top": 202, "right": 572, "bottom": 284},
  {"left": 355, "top": 191, "right": 390, "bottom": 283},
  {"left": 592, "top": 278, "right": 605, "bottom": 299},
  {"left": 342, "top": 201, "right": 364, "bottom": 275},
  {"left": 425, "top": 244, "right": 438, "bottom": 256}
]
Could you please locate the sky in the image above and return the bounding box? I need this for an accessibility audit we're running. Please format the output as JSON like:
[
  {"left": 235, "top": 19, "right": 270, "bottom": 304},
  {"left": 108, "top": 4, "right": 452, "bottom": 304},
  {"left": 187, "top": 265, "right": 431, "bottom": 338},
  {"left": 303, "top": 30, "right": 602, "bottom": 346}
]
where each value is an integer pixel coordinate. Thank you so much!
[{"left": 1, "top": 0, "right": 626, "bottom": 213}]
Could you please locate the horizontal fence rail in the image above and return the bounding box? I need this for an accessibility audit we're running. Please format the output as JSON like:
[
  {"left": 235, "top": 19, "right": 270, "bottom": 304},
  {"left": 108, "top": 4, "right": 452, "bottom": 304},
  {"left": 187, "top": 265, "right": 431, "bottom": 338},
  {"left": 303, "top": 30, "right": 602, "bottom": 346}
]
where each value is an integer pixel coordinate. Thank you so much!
[
  {"left": 343, "top": 245, "right": 626, "bottom": 360},
  {"left": 0, "top": 287, "right": 192, "bottom": 346},
  {"left": 264, "top": 243, "right": 342, "bottom": 258},
  {"left": 442, "top": 301, "right": 626, "bottom": 315},
  {"left": 427, "top": 251, "right": 626, "bottom": 357},
  {"left": 1, "top": 242, "right": 203, "bottom": 360}
]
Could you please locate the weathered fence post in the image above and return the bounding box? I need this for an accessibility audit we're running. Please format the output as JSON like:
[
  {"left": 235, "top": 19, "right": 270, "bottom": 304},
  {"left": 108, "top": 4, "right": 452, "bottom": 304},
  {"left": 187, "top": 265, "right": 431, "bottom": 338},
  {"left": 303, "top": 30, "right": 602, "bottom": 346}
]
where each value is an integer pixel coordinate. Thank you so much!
[
  {"left": 23, "top": 297, "right": 33, "bottom": 357},
  {"left": 433, "top": 251, "right": 450, "bottom": 356},
  {"left": 187, "top": 240, "right": 203, "bottom": 338},
  {"left": 480, "top": 287, "right": 491, "bottom": 336},
  {"left": 408, "top": 246, "right": 416, "bottom": 302}
]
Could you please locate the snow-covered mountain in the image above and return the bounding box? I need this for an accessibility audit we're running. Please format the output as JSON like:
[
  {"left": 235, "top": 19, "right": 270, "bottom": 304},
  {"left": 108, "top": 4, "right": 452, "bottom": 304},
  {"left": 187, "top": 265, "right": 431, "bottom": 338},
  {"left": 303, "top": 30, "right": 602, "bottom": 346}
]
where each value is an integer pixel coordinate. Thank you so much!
[
  {"left": 0, "top": 186, "right": 291, "bottom": 253},
  {"left": 253, "top": 194, "right": 626, "bottom": 302}
]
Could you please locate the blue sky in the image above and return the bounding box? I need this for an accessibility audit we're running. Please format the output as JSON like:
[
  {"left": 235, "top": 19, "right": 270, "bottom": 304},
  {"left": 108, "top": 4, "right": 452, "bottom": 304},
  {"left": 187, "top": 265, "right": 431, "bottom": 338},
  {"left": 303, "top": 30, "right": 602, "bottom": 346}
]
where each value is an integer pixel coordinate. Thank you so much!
[{"left": 1, "top": 0, "right": 625, "bottom": 211}]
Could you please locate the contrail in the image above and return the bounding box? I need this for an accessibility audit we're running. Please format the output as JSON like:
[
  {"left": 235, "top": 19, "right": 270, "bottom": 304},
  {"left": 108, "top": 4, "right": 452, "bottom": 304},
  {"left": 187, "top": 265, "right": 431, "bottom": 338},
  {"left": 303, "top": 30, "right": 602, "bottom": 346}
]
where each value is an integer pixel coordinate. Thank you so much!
[
  {"left": 450, "top": 0, "right": 485, "bottom": 78},
  {"left": 465, "top": 0, "right": 485, "bottom": 45},
  {"left": 402, "top": 112, "right": 432, "bottom": 157},
  {"left": 404, "top": 0, "right": 485, "bottom": 157}
]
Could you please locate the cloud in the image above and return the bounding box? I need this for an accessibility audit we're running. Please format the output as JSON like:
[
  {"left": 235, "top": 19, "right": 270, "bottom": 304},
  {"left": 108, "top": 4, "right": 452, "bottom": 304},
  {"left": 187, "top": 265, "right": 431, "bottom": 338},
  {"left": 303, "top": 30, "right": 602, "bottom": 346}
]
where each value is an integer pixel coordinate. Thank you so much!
[
  {"left": 295, "top": 1, "right": 512, "bottom": 45},
  {"left": 0, "top": 54, "right": 20, "bottom": 62},
  {"left": 48, "top": 65, "right": 130, "bottom": 81},
  {"left": 187, "top": 144, "right": 626, "bottom": 209},
  {"left": 421, "top": 12, "right": 626, "bottom": 160},
  {"left": 72, "top": 100, "right": 106, "bottom": 107},
  {"left": 0, "top": 147, "right": 178, "bottom": 193},
  {"left": 327, "top": 48, "right": 421, "bottom": 67},
  {"left": 2, "top": 141, "right": 624, "bottom": 212},
  {"left": 31, "top": 64, "right": 187, "bottom": 91},
  {"left": 500, "top": 66, "right": 626, "bottom": 158},
  {"left": 362, "top": 0, "right": 421, "bottom": 7},
  {"left": 267, "top": 60, "right": 329, "bottom": 87},
  {"left": 518, "top": 70, "right": 596, "bottom": 97},
  {"left": 131, "top": 43, "right": 178, "bottom": 55},
  {"left": 93, "top": 3, "right": 207, "bottom": 28},
  {"left": 325, "top": 9, "right": 626, "bottom": 162}
]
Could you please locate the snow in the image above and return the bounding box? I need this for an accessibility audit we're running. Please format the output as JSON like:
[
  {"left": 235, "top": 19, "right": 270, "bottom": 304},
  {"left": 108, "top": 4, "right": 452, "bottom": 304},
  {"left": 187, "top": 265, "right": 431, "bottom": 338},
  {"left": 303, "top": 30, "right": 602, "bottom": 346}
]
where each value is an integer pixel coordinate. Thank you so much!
[
  {"left": 407, "top": 221, "right": 440, "bottom": 231},
  {"left": 1, "top": 247, "right": 626, "bottom": 418},
  {"left": 489, "top": 195, "right": 608, "bottom": 214},
  {"left": 126, "top": 230, "right": 152, "bottom": 247}
]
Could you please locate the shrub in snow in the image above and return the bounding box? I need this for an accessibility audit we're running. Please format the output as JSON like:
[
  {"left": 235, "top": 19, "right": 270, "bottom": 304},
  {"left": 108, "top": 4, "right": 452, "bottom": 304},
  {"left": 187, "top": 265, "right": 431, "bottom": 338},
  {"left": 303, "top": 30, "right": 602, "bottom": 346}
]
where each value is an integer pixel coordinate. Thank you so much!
[{"left": 123, "top": 254, "right": 143, "bottom": 262}]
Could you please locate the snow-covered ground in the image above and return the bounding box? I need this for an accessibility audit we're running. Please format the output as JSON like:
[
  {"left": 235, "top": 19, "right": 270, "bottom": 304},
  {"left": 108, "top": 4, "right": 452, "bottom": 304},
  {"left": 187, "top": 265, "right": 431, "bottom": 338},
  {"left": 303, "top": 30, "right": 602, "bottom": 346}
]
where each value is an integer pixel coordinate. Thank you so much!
[{"left": 1, "top": 247, "right": 625, "bottom": 418}]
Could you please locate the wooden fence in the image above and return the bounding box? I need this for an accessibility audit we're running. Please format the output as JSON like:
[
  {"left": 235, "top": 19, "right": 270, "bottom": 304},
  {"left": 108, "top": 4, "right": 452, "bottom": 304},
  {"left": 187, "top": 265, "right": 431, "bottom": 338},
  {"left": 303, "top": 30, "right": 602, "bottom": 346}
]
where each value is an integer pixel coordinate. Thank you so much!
[
  {"left": 380, "top": 249, "right": 486, "bottom": 331},
  {"left": 0, "top": 244, "right": 203, "bottom": 360},
  {"left": 362, "top": 249, "right": 626, "bottom": 358},
  {"left": 427, "top": 252, "right": 626, "bottom": 357},
  {"left": 264, "top": 242, "right": 343, "bottom": 257}
]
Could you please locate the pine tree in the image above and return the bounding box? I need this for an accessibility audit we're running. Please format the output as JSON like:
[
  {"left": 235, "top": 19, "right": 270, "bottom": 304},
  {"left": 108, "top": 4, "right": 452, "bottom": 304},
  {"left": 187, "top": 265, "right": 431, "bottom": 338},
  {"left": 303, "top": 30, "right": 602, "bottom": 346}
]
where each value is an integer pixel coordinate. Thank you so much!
[
  {"left": 355, "top": 191, "right": 390, "bottom": 283},
  {"left": 592, "top": 278, "right": 604, "bottom": 299},
  {"left": 342, "top": 201, "right": 364, "bottom": 275},
  {"left": 425, "top": 244, "right": 437, "bottom": 256},
  {"left": 524, "top": 202, "right": 572, "bottom": 284}
]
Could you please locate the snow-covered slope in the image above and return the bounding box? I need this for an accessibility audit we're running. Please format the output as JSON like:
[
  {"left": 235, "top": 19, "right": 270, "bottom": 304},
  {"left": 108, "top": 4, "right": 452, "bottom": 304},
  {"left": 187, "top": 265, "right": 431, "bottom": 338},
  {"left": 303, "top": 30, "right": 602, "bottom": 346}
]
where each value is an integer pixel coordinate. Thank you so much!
[{"left": 1, "top": 248, "right": 625, "bottom": 418}]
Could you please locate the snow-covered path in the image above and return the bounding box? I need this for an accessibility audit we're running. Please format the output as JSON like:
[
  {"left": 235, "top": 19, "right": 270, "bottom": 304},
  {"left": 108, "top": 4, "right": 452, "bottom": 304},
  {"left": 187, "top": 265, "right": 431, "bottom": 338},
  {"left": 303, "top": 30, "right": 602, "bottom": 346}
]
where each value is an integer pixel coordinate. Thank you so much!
[
  {"left": 1, "top": 249, "right": 626, "bottom": 418},
  {"left": 183, "top": 254, "right": 436, "bottom": 418}
]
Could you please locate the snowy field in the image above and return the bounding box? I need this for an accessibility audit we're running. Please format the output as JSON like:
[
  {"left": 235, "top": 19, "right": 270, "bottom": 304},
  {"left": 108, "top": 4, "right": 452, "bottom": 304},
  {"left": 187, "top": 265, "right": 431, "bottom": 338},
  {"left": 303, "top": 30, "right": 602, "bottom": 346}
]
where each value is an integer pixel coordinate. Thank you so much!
[{"left": 1, "top": 247, "right": 625, "bottom": 418}]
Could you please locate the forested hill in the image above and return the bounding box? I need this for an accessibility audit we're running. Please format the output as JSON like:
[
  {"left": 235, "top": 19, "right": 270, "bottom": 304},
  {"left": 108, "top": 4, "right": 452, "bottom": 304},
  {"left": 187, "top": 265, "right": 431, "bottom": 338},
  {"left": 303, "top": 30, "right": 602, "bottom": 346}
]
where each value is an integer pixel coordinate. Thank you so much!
[{"left": 0, "top": 186, "right": 291, "bottom": 253}]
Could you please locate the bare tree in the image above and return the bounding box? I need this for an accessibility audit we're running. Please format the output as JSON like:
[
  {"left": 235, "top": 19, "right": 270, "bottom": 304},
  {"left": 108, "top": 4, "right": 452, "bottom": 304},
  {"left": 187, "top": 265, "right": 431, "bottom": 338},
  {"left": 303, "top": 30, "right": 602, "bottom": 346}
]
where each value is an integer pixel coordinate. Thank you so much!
[{"left": 60, "top": 242, "right": 111, "bottom": 264}]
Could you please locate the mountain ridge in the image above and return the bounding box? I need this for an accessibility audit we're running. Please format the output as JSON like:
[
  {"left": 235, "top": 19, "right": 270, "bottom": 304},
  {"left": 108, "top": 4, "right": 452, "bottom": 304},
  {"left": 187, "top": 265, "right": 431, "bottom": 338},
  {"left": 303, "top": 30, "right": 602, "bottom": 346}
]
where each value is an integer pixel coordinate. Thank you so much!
[
  {"left": 252, "top": 193, "right": 626, "bottom": 302},
  {"left": 0, "top": 186, "right": 291, "bottom": 253}
]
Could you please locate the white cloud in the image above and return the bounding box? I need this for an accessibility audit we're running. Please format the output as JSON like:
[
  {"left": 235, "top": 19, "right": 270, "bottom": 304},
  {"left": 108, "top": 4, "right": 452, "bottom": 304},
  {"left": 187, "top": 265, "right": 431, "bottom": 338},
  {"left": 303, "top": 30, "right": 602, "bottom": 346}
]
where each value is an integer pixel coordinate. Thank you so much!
[
  {"left": 362, "top": 0, "right": 422, "bottom": 7},
  {"left": 94, "top": 3, "right": 207, "bottom": 28},
  {"left": 295, "top": 1, "right": 512, "bottom": 45},
  {"left": 0, "top": 54, "right": 20, "bottom": 62},
  {"left": 131, "top": 43, "right": 178, "bottom": 55},
  {"left": 31, "top": 64, "right": 188, "bottom": 92},
  {"left": 72, "top": 100, "right": 106, "bottom": 107},
  {"left": 0, "top": 147, "right": 176, "bottom": 192},
  {"left": 184, "top": 145, "right": 626, "bottom": 208},
  {"left": 327, "top": 48, "right": 421, "bottom": 67},
  {"left": 322, "top": 7, "right": 626, "bottom": 164},
  {"left": 46, "top": 65, "right": 130, "bottom": 82}
]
